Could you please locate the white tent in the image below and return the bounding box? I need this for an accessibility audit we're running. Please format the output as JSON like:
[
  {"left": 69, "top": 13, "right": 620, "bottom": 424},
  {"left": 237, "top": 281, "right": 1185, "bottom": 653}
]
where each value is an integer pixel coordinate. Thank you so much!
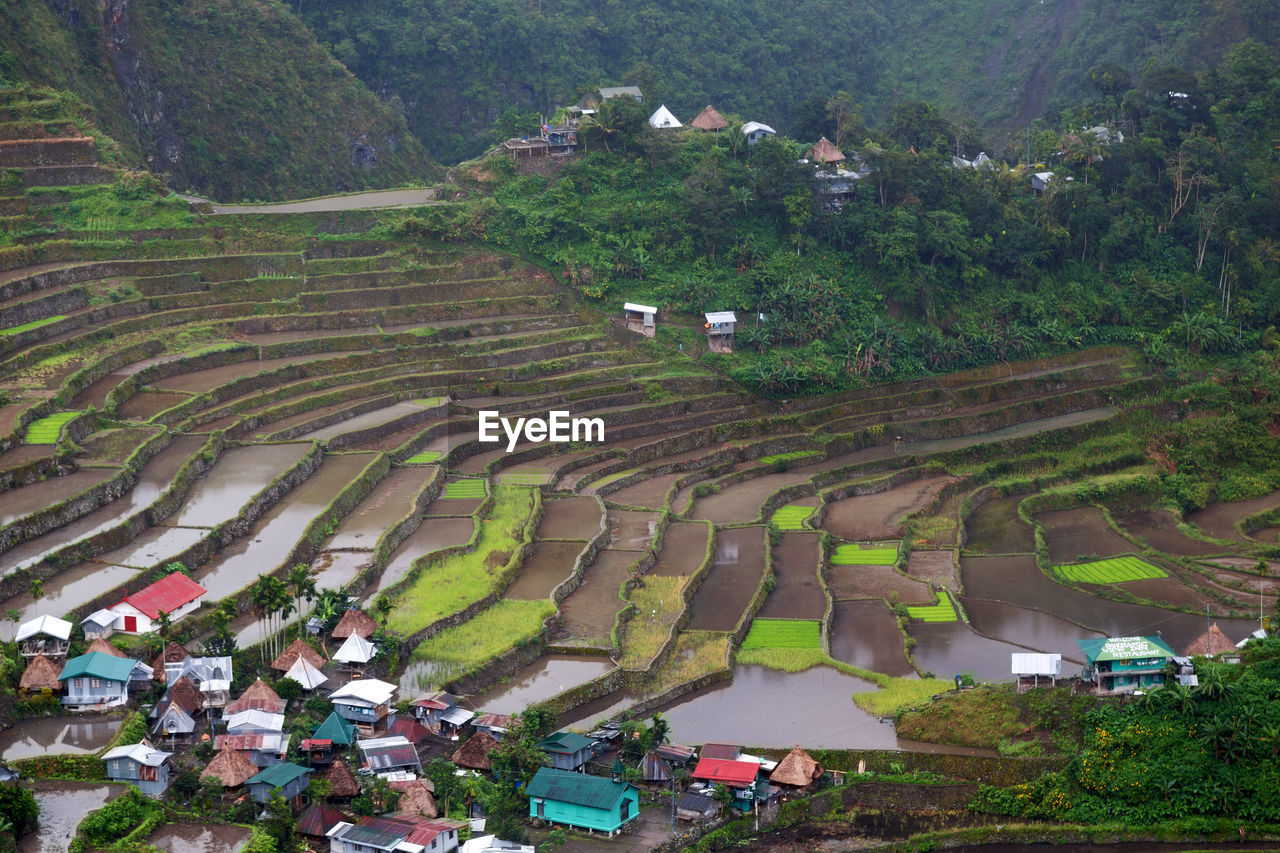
[
  {"left": 283, "top": 655, "right": 328, "bottom": 690},
  {"left": 648, "top": 105, "right": 682, "bottom": 129},
  {"left": 333, "top": 633, "right": 377, "bottom": 665}
]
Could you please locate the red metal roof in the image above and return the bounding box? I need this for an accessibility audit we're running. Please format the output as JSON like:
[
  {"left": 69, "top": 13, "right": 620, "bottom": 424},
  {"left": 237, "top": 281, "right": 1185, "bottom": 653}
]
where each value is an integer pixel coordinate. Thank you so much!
[
  {"left": 215, "top": 734, "right": 284, "bottom": 752},
  {"left": 122, "top": 572, "right": 206, "bottom": 619},
  {"left": 301, "top": 739, "right": 332, "bottom": 750},
  {"left": 692, "top": 757, "right": 760, "bottom": 787}
]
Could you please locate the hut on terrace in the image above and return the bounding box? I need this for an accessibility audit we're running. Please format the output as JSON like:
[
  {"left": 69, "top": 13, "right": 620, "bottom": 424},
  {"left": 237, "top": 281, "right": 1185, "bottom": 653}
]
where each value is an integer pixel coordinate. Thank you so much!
[
  {"left": 1184, "top": 623, "right": 1239, "bottom": 658},
  {"left": 86, "top": 637, "right": 125, "bottom": 658},
  {"left": 452, "top": 730, "right": 500, "bottom": 772},
  {"left": 769, "top": 747, "right": 822, "bottom": 791},
  {"left": 201, "top": 746, "right": 259, "bottom": 789},
  {"left": 806, "top": 137, "right": 845, "bottom": 164},
  {"left": 332, "top": 608, "right": 378, "bottom": 640},
  {"left": 394, "top": 779, "right": 439, "bottom": 819},
  {"left": 226, "top": 678, "right": 285, "bottom": 715},
  {"left": 151, "top": 642, "right": 191, "bottom": 682},
  {"left": 320, "top": 759, "right": 361, "bottom": 802},
  {"left": 272, "top": 638, "right": 326, "bottom": 673},
  {"left": 16, "top": 615, "right": 71, "bottom": 658},
  {"left": 19, "top": 654, "right": 62, "bottom": 692},
  {"left": 691, "top": 105, "right": 728, "bottom": 131}
]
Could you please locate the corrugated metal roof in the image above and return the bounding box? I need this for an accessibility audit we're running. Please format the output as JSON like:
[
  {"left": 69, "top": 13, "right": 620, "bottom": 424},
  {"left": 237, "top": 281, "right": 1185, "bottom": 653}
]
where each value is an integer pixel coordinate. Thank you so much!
[
  {"left": 59, "top": 652, "right": 137, "bottom": 683},
  {"left": 330, "top": 678, "right": 396, "bottom": 706},
  {"left": 623, "top": 302, "right": 657, "bottom": 314},
  {"left": 102, "top": 742, "right": 172, "bottom": 767},
  {"left": 691, "top": 758, "right": 760, "bottom": 786},
  {"left": 123, "top": 572, "right": 206, "bottom": 619},
  {"left": 246, "top": 762, "right": 308, "bottom": 788},
  {"left": 538, "top": 731, "right": 593, "bottom": 754},
  {"left": 704, "top": 311, "right": 736, "bottom": 324},
  {"left": 17, "top": 615, "right": 71, "bottom": 642},
  {"left": 526, "top": 767, "right": 631, "bottom": 810}
]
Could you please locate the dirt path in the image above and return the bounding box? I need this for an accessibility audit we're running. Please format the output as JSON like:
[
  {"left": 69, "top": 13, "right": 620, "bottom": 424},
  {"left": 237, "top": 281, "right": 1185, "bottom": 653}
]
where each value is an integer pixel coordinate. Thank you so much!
[{"left": 202, "top": 187, "right": 438, "bottom": 214}]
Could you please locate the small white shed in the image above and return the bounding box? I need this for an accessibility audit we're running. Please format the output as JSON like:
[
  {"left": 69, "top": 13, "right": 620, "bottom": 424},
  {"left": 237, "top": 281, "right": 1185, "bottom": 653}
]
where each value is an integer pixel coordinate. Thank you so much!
[
  {"left": 1011, "top": 653, "right": 1062, "bottom": 690},
  {"left": 623, "top": 302, "right": 657, "bottom": 337}
]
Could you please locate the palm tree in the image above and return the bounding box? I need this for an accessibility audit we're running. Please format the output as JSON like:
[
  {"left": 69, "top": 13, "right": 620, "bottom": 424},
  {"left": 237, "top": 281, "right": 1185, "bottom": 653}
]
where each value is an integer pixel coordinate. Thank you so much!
[
  {"left": 251, "top": 579, "right": 273, "bottom": 664},
  {"left": 287, "top": 563, "right": 317, "bottom": 640}
]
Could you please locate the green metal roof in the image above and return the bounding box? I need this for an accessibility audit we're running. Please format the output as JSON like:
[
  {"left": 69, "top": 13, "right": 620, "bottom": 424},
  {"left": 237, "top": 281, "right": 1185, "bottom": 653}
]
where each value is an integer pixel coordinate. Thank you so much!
[
  {"left": 246, "top": 762, "right": 309, "bottom": 788},
  {"left": 58, "top": 651, "right": 136, "bottom": 683},
  {"left": 1078, "top": 636, "right": 1175, "bottom": 662},
  {"left": 537, "top": 731, "right": 594, "bottom": 754},
  {"left": 314, "top": 711, "right": 357, "bottom": 745},
  {"left": 526, "top": 767, "right": 631, "bottom": 810}
]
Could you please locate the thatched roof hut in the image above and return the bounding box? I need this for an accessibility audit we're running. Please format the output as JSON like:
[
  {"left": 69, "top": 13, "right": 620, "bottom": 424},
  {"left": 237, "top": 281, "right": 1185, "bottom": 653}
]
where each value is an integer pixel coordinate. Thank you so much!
[
  {"left": 20, "top": 654, "right": 62, "bottom": 691},
  {"left": 451, "top": 730, "right": 499, "bottom": 771},
  {"left": 1185, "top": 623, "right": 1237, "bottom": 657},
  {"left": 272, "top": 638, "right": 326, "bottom": 672},
  {"left": 152, "top": 642, "right": 191, "bottom": 682},
  {"left": 691, "top": 105, "right": 729, "bottom": 131},
  {"left": 806, "top": 137, "right": 845, "bottom": 164},
  {"left": 297, "top": 801, "right": 347, "bottom": 839},
  {"left": 201, "top": 746, "right": 258, "bottom": 788},
  {"left": 86, "top": 637, "right": 125, "bottom": 658},
  {"left": 331, "top": 608, "right": 378, "bottom": 640},
  {"left": 393, "top": 779, "right": 438, "bottom": 818},
  {"left": 226, "top": 677, "right": 285, "bottom": 715},
  {"left": 320, "top": 759, "right": 361, "bottom": 799},
  {"left": 769, "top": 746, "right": 822, "bottom": 789}
]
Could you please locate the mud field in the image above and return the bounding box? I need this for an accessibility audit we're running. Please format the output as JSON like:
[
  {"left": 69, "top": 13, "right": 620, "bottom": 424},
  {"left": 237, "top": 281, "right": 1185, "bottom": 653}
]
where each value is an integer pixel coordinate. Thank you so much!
[
  {"left": 828, "top": 599, "right": 914, "bottom": 676},
  {"left": 503, "top": 540, "right": 584, "bottom": 600},
  {"left": 691, "top": 469, "right": 818, "bottom": 524},
  {"left": 828, "top": 563, "right": 935, "bottom": 603},
  {"left": 823, "top": 476, "right": 958, "bottom": 540},
  {"left": 905, "top": 550, "right": 960, "bottom": 591},
  {"left": 1036, "top": 507, "right": 1137, "bottom": 564},
  {"left": 605, "top": 510, "right": 660, "bottom": 551},
  {"left": 536, "top": 496, "right": 603, "bottom": 541},
  {"left": 1115, "top": 508, "right": 1224, "bottom": 556},
  {"left": 558, "top": 551, "right": 639, "bottom": 644},
  {"left": 608, "top": 470, "right": 685, "bottom": 508},
  {"left": 647, "top": 521, "right": 710, "bottom": 577},
  {"left": 684, "top": 527, "right": 768, "bottom": 631},
  {"left": 1110, "top": 577, "right": 1210, "bottom": 608},
  {"left": 1187, "top": 489, "right": 1280, "bottom": 542},
  {"left": 963, "top": 494, "right": 1035, "bottom": 553},
  {"left": 757, "top": 531, "right": 826, "bottom": 619}
]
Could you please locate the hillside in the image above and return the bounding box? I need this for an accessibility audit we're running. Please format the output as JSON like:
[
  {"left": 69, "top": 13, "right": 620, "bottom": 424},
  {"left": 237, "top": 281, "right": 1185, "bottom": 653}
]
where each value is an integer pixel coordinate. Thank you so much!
[{"left": 0, "top": 0, "right": 433, "bottom": 201}]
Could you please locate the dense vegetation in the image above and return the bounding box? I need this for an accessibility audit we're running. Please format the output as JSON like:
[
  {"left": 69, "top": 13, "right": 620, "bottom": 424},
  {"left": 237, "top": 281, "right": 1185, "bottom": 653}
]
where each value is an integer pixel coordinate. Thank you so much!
[{"left": 0, "top": 0, "right": 430, "bottom": 200}]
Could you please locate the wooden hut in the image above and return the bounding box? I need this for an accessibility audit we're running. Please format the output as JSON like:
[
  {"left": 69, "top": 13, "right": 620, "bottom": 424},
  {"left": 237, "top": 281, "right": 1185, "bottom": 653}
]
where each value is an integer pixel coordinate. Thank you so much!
[
  {"left": 272, "top": 637, "right": 326, "bottom": 673},
  {"left": 16, "top": 615, "right": 71, "bottom": 658},
  {"left": 297, "top": 801, "right": 348, "bottom": 845},
  {"left": 394, "top": 779, "right": 439, "bottom": 819},
  {"left": 332, "top": 608, "right": 378, "bottom": 640},
  {"left": 691, "top": 105, "right": 728, "bottom": 131},
  {"left": 151, "top": 642, "right": 191, "bottom": 682},
  {"left": 319, "top": 759, "right": 361, "bottom": 802},
  {"left": 622, "top": 302, "right": 657, "bottom": 338},
  {"left": 451, "top": 730, "right": 500, "bottom": 772},
  {"left": 703, "top": 311, "right": 737, "bottom": 353},
  {"left": 1185, "top": 623, "right": 1238, "bottom": 658},
  {"left": 226, "top": 677, "right": 285, "bottom": 715},
  {"left": 19, "top": 654, "right": 63, "bottom": 692},
  {"left": 806, "top": 137, "right": 845, "bottom": 164},
  {"left": 201, "top": 746, "right": 259, "bottom": 789},
  {"left": 769, "top": 747, "right": 822, "bottom": 791},
  {"left": 86, "top": 637, "right": 125, "bottom": 658}
]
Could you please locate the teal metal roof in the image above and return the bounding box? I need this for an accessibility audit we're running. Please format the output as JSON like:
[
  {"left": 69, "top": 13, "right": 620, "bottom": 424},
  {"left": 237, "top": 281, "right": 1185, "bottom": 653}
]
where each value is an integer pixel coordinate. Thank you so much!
[
  {"left": 246, "top": 762, "right": 309, "bottom": 788},
  {"left": 1078, "top": 636, "right": 1175, "bottom": 663},
  {"left": 538, "top": 731, "right": 594, "bottom": 754},
  {"left": 526, "top": 767, "right": 631, "bottom": 810},
  {"left": 314, "top": 711, "right": 357, "bottom": 745},
  {"left": 58, "top": 652, "right": 136, "bottom": 683}
]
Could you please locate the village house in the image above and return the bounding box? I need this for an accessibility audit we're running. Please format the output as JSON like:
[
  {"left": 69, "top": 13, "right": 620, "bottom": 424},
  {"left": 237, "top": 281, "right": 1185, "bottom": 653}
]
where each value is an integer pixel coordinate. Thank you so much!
[
  {"left": 461, "top": 835, "right": 534, "bottom": 853},
  {"left": 452, "top": 729, "right": 500, "bottom": 772},
  {"left": 334, "top": 633, "right": 378, "bottom": 670},
  {"left": 676, "top": 790, "right": 722, "bottom": 822},
  {"left": 215, "top": 733, "right": 289, "bottom": 768},
  {"left": 358, "top": 735, "right": 424, "bottom": 779},
  {"left": 690, "top": 105, "right": 729, "bottom": 132},
  {"left": 101, "top": 741, "right": 173, "bottom": 797},
  {"left": 1184, "top": 623, "right": 1240, "bottom": 660},
  {"left": 245, "top": 761, "right": 311, "bottom": 805},
  {"left": 318, "top": 759, "right": 361, "bottom": 803},
  {"left": 308, "top": 711, "right": 358, "bottom": 765},
  {"left": 225, "top": 708, "right": 285, "bottom": 735},
  {"left": 691, "top": 755, "right": 763, "bottom": 806},
  {"left": 151, "top": 641, "right": 190, "bottom": 682},
  {"left": 526, "top": 767, "right": 640, "bottom": 834},
  {"left": 283, "top": 655, "right": 328, "bottom": 690},
  {"left": 298, "top": 801, "right": 349, "bottom": 849},
  {"left": 327, "top": 816, "right": 461, "bottom": 853},
  {"left": 19, "top": 655, "right": 62, "bottom": 694},
  {"left": 622, "top": 302, "right": 658, "bottom": 338},
  {"left": 639, "top": 743, "right": 695, "bottom": 783},
  {"left": 330, "top": 678, "right": 398, "bottom": 734},
  {"left": 471, "top": 712, "right": 512, "bottom": 741},
  {"left": 741, "top": 121, "right": 775, "bottom": 145},
  {"left": 332, "top": 608, "right": 378, "bottom": 640},
  {"left": 704, "top": 311, "right": 737, "bottom": 353},
  {"left": 394, "top": 778, "right": 439, "bottom": 819},
  {"left": 58, "top": 651, "right": 139, "bottom": 710},
  {"left": 391, "top": 716, "right": 432, "bottom": 746},
  {"left": 271, "top": 637, "right": 326, "bottom": 674},
  {"left": 648, "top": 105, "right": 682, "bottom": 128},
  {"left": 537, "top": 731, "right": 596, "bottom": 771},
  {"left": 225, "top": 678, "right": 285, "bottom": 715},
  {"left": 16, "top": 615, "right": 71, "bottom": 658},
  {"left": 201, "top": 746, "right": 260, "bottom": 791},
  {"left": 151, "top": 676, "right": 203, "bottom": 740},
  {"left": 83, "top": 571, "right": 207, "bottom": 636},
  {"left": 768, "top": 747, "right": 822, "bottom": 792},
  {"left": 1079, "top": 636, "right": 1176, "bottom": 695},
  {"left": 166, "top": 655, "right": 232, "bottom": 709},
  {"left": 411, "top": 691, "right": 472, "bottom": 734}
]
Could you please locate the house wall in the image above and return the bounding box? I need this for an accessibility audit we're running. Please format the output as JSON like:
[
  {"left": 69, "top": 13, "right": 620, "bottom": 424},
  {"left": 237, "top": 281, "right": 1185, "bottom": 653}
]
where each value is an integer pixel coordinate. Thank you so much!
[
  {"left": 63, "top": 678, "right": 127, "bottom": 707},
  {"left": 546, "top": 749, "right": 590, "bottom": 771},
  {"left": 530, "top": 788, "right": 639, "bottom": 832},
  {"left": 106, "top": 760, "right": 170, "bottom": 797}
]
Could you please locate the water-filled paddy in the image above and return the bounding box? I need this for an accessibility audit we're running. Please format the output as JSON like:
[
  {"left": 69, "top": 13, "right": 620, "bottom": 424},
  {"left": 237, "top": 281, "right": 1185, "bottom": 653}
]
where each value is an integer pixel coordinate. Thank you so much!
[
  {"left": 1187, "top": 489, "right": 1280, "bottom": 542},
  {"left": 1036, "top": 507, "right": 1137, "bottom": 564},
  {"left": 325, "top": 466, "right": 435, "bottom": 550},
  {"left": 558, "top": 551, "right": 638, "bottom": 644},
  {"left": 608, "top": 470, "right": 685, "bottom": 508},
  {"left": 758, "top": 532, "right": 825, "bottom": 619},
  {"left": 19, "top": 780, "right": 124, "bottom": 853},
  {"left": 1, "top": 467, "right": 121, "bottom": 528},
  {"left": 140, "top": 823, "right": 251, "bottom": 853},
  {"left": 0, "top": 717, "right": 123, "bottom": 760},
  {"left": 536, "top": 496, "right": 603, "bottom": 540},
  {"left": 368, "top": 516, "right": 474, "bottom": 595},
  {"left": 684, "top": 527, "right": 767, "bottom": 631},
  {"left": 961, "top": 598, "right": 1099, "bottom": 659},
  {"left": 647, "top": 521, "right": 709, "bottom": 577},
  {"left": 823, "top": 476, "right": 957, "bottom": 540},
  {"left": 963, "top": 494, "right": 1035, "bottom": 553},
  {"left": 503, "top": 540, "right": 584, "bottom": 600},
  {"left": 606, "top": 510, "right": 660, "bottom": 551},
  {"left": 3, "top": 562, "right": 140, "bottom": 622},
  {"left": 297, "top": 400, "right": 430, "bottom": 440},
  {"left": 1115, "top": 508, "right": 1223, "bottom": 556},
  {"left": 163, "top": 443, "right": 311, "bottom": 527},
  {"left": 828, "top": 599, "right": 914, "bottom": 676},
  {"left": 908, "top": 621, "right": 1034, "bottom": 682},
  {"left": 465, "top": 655, "right": 615, "bottom": 714}
]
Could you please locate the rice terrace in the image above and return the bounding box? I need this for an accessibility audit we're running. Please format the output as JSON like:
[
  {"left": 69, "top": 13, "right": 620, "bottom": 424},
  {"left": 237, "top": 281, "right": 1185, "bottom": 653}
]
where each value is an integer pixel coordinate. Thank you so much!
[{"left": 2, "top": 81, "right": 1280, "bottom": 852}]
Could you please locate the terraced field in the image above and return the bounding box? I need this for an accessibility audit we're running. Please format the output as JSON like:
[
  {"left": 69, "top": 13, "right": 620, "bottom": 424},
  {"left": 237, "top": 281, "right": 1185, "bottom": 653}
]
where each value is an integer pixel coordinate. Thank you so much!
[{"left": 3, "top": 102, "right": 1277, "bottom": 749}]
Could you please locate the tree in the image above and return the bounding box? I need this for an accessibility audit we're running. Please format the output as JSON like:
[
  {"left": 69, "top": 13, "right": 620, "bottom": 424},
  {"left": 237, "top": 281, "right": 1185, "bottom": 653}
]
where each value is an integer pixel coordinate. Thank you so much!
[
  {"left": 825, "top": 91, "right": 863, "bottom": 149},
  {"left": 0, "top": 786, "right": 38, "bottom": 838},
  {"left": 287, "top": 563, "right": 317, "bottom": 639}
]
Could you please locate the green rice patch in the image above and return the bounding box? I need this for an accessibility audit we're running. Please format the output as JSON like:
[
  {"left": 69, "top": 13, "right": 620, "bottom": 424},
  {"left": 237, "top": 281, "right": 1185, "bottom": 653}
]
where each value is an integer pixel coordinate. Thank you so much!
[
  {"left": 906, "top": 594, "right": 958, "bottom": 622},
  {"left": 758, "top": 450, "right": 821, "bottom": 465},
  {"left": 404, "top": 450, "right": 442, "bottom": 464},
  {"left": 25, "top": 411, "right": 80, "bottom": 444},
  {"left": 771, "top": 505, "right": 815, "bottom": 530},
  {"left": 831, "top": 543, "right": 899, "bottom": 566},
  {"left": 741, "top": 619, "right": 821, "bottom": 650},
  {"left": 1055, "top": 556, "right": 1166, "bottom": 584},
  {"left": 501, "top": 471, "right": 550, "bottom": 485},
  {"left": 3, "top": 315, "right": 66, "bottom": 336},
  {"left": 442, "top": 479, "right": 486, "bottom": 499}
]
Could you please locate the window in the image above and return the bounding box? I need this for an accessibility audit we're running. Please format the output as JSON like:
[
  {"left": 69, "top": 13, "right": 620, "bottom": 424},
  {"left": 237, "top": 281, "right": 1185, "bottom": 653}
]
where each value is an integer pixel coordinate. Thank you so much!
[
  {"left": 91, "top": 679, "right": 102, "bottom": 689},
  {"left": 621, "top": 798, "right": 631, "bottom": 821}
]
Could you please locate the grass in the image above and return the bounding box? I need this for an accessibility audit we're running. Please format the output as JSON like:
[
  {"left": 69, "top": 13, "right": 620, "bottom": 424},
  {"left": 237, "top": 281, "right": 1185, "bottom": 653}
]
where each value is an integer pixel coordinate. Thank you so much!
[
  {"left": 638, "top": 630, "right": 729, "bottom": 694},
  {"left": 384, "top": 485, "right": 534, "bottom": 635},
  {"left": 407, "top": 598, "right": 555, "bottom": 690},
  {"left": 441, "top": 479, "right": 486, "bottom": 499},
  {"left": 758, "top": 449, "right": 821, "bottom": 465},
  {"left": 618, "top": 576, "right": 686, "bottom": 668},
  {"left": 24, "top": 411, "right": 79, "bottom": 444},
  {"left": 2, "top": 315, "right": 66, "bottom": 336},
  {"left": 1054, "top": 556, "right": 1167, "bottom": 583},
  {"left": 906, "top": 593, "right": 958, "bottom": 622},
  {"left": 735, "top": 646, "right": 949, "bottom": 716},
  {"left": 589, "top": 468, "right": 638, "bottom": 490},
  {"left": 741, "top": 618, "right": 821, "bottom": 650},
  {"left": 831, "top": 543, "right": 899, "bottom": 566},
  {"left": 404, "top": 450, "right": 442, "bottom": 464},
  {"left": 896, "top": 685, "right": 1095, "bottom": 751},
  {"left": 413, "top": 396, "right": 446, "bottom": 407},
  {"left": 500, "top": 471, "right": 550, "bottom": 485},
  {"left": 771, "top": 504, "right": 815, "bottom": 530}
]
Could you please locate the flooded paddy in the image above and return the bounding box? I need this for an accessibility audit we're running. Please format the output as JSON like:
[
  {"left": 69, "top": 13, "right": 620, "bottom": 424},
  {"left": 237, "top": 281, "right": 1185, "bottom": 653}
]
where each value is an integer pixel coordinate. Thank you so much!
[
  {"left": 466, "top": 655, "right": 615, "bottom": 715},
  {"left": 606, "top": 510, "right": 660, "bottom": 551},
  {"left": 758, "top": 532, "right": 825, "bottom": 619},
  {"left": 368, "top": 517, "right": 474, "bottom": 595},
  {"left": 1110, "top": 577, "right": 1209, "bottom": 608},
  {"left": 901, "top": 406, "right": 1117, "bottom": 455},
  {"left": 1, "top": 435, "right": 205, "bottom": 574},
  {"left": 536, "top": 496, "right": 603, "bottom": 541},
  {"left": 909, "top": 621, "right": 1036, "bottom": 682},
  {"left": 647, "top": 521, "right": 710, "bottom": 576},
  {"left": 310, "top": 550, "right": 371, "bottom": 590},
  {"left": 1187, "top": 489, "right": 1280, "bottom": 542},
  {"left": 503, "top": 540, "right": 584, "bottom": 600},
  {"left": 95, "top": 525, "right": 208, "bottom": 569},
  {"left": 828, "top": 563, "right": 934, "bottom": 603},
  {"left": 684, "top": 527, "right": 767, "bottom": 632},
  {"left": 905, "top": 550, "right": 959, "bottom": 592},
  {"left": 963, "top": 494, "right": 1035, "bottom": 553},
  {"left": 325, "top": 466, "right": 435, "bottom": 550},
  {"left": 151, "top": 352, "right": 337, "bottom": 393},
  {"left": 2, "top": 562, "right": 139, "bottom": 622},
  {"left": 961, "top": 598, "right": 1099, "bottom": 658},
  {"left": 690, "top": 470, "right": 817, "bottom": 524},
  {"left": 829, "top": 600, "right": 914, "bottom": 676},
  {"left": 558, "top": 551, "right": 638, "bottom": 644},
  {"left": 1115, "top": 508, "right": 1223, "bottom": 556},
  {"left": 19, "top": 780, "right": 124, "bottom": 853},
  {"left": 823, "top": 476, "right": 958, "bottom": 540},
  {"left": 191, "top": 453, "right": 375, "bottom": 599},
  {"left": 140, "top": 823, "right": 251, "bottom": 853},
  {"left": 298, "top": 400, "right": 431, "bottom": 441},
  {"left": 424, "top": 497, "right": 483, "bottom": 517},
  {"left": 164, "top": 443, "right": 311, "bottom": 527},
  {"left": 0, "top": 717, "right": 123, "bottom": 760},
  {"left": 1, "top": 467, "right": 121, "bottom": 527},
  {"left": 1036, "top": 507, "right": 1136, "bottom": 564},
  {"left": 960, "top": 554, "right": 1258, "bottom": 651},
  {"left": 114, "top": 389, "right": 191, "bottom": 421},
  {"left": 608, "top": 470, "right": 685, "bottom": 508}
]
